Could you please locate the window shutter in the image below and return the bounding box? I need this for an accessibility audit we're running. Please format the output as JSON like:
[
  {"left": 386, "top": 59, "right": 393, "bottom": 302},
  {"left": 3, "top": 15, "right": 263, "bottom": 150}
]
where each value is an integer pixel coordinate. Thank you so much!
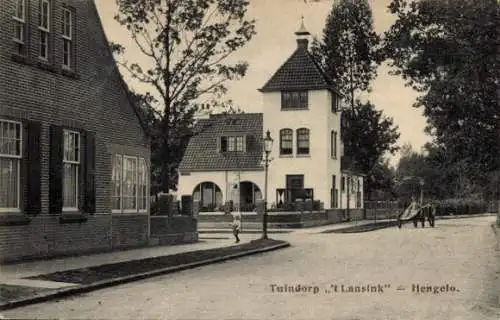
[
  {"left": 49, "top": 125, "right": 63, "bottom": 214},
  {"left": 25, "top": 121, "right": 41, "bottom": 214},
  {"left": 79, "top": 130, "right": 87, "bottom": 213},
  {"left": 84, "top": 131, "right": 96, "bottom": 213}
]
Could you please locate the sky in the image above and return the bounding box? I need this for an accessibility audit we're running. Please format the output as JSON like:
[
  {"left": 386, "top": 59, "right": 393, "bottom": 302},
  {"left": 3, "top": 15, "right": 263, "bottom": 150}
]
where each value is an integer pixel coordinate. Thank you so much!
[{"left": 94, "top": 0, "right": 431, "bottom": 166}]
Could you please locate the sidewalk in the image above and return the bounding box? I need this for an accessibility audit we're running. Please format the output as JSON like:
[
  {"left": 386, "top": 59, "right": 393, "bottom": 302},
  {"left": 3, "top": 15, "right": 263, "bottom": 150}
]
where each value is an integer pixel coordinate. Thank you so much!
[
  {"left": 0, "top": 236, "right": 261, "bottom": 285},
  {"left": 0, "top": 234, "right": 285, "bottom": 311}
]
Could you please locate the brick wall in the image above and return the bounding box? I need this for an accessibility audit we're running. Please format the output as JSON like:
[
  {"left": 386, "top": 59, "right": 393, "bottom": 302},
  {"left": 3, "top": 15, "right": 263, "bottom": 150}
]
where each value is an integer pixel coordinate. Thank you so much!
[
  {"left": 150, "top": 216, "right": 198, "bottom": 236},
  {"left": 0, "top": 0, "right": 152, "bottom": 262},
  {"left": 112, "top": 215, "right": 149, "bottom": 249},
  {"left": 0, "top": 214, "right": 152, "bottom": 263}
]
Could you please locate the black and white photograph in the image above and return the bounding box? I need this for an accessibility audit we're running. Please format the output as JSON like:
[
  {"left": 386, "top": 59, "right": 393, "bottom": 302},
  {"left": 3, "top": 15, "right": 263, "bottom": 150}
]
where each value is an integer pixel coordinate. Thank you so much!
[{"left": 0, "top": 0, "right": 499, "bottom": 319}]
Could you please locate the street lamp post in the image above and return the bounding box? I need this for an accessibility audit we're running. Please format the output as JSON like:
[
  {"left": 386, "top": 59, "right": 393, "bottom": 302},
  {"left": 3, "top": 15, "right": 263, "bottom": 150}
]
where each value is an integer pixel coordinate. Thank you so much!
[{"left": 262, "top": 130, "right": 273, "bottom": 240}]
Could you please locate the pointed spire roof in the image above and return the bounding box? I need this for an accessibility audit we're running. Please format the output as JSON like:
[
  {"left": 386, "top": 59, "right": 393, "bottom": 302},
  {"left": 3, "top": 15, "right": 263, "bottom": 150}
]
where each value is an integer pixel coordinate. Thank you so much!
[
  {"left": 259, "top": 19, "right": 338, "bottom": 93},
  {"left": 295, "top": 16, "right": 310, "bottom": 36}
]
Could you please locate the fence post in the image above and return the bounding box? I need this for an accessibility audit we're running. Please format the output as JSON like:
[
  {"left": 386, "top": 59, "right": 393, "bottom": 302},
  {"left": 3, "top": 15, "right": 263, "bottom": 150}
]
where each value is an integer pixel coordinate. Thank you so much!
[
  {"left": 193, "top": 200, "right": 200, "bottom": 219},
  {"left": 181, "top": 195, "right": 192, "bottom": 216}
]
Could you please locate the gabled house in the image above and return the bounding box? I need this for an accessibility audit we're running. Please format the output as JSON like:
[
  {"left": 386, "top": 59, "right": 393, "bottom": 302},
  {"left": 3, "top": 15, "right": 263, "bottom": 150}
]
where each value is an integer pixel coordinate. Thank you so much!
[
  {"left": 0, "top": 0, "right": 151, "bottom": 262},
  {"left": 178, "top": 21, "right": 364, "bottom": 213},
  {"left": 179, "top": 113, "right": 264, "bottom": 212}
]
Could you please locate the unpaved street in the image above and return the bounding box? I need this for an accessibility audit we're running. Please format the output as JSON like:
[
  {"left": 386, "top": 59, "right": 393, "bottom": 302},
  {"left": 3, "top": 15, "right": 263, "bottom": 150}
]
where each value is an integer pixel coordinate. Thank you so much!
[{"left": 3, "top": 217, "right": 499, "bottom": 320}]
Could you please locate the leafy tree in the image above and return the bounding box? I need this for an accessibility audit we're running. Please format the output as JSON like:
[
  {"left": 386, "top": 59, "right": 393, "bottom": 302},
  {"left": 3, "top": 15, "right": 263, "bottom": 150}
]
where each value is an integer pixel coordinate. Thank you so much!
[
  {"left": 342, "top": 100, "right": 400, "bottom": 196},
  {"left": 366, "top": 157, "right": 397, "bottom": 200},
  {"left": 113, "top": 0, "right": 256, "bottom": 192},
  {"left": 382, "top": 0, "right": 500, "bottom": 188},
  {"left": 311, "top": 0, "right": 380, "bottom": 104},
  {"left": 311, "top": 0, "right": 399, "bottom": 199}
]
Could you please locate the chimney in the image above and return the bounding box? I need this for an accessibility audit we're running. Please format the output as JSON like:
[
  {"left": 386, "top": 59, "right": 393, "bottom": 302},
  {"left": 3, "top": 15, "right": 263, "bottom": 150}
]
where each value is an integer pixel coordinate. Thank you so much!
[{"left": 295, "top": 16, "right": 310, "bottom": 50}]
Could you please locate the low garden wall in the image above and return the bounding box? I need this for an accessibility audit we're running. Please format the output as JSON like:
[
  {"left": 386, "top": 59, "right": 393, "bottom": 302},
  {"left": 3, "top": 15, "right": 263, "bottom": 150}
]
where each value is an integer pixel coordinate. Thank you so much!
[
  {"left": 149, "top": 215, "right": 198, "bottom": 245},
  {"left": 198, "top": 208, "right": 365, "bottom": 229}
]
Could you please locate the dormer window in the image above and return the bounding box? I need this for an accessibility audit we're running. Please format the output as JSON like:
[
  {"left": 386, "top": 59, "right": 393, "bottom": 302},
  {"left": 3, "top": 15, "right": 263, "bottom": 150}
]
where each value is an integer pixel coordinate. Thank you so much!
[
  {"left": 281, "top": 91, "right": 308, "bottom": 109},
  {"left": 220, "top": 136, "right": 245, "bottom": 152}
]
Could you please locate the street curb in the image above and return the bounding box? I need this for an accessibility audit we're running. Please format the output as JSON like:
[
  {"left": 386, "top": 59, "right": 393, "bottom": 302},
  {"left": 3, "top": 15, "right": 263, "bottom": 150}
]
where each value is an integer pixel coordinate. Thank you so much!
[
  {"left": 199, "top": 230, "right": 293, "bottom": 234},
  {"left": 0, "top": 242, "right": 290, "bottom": 311},
  {"left": 436, "top": 213, "right": 496, "bottom": 220}
]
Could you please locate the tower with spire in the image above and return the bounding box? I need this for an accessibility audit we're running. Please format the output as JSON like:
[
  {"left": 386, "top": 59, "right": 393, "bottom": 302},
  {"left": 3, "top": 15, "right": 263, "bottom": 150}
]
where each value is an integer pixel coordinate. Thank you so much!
[{"left": 258, "top": 18, "right": 364, "bottom": 211}]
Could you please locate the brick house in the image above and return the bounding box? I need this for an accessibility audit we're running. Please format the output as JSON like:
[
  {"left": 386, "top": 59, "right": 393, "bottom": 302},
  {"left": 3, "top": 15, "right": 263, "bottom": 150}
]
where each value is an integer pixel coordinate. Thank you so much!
[
  {"left": 178, "top": 22, "right": 365, "bottom": 214},
  {"left": 0, "top": 0, "right": 151, "bottom": 262}
]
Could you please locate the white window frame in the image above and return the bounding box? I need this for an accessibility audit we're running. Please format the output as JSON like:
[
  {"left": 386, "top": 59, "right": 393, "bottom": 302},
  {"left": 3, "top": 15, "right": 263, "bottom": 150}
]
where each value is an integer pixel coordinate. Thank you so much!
[
  {"left": 62, "top": 130, "right": 80, "bottom": 211},
  {"left": 296, "top": 128, "right": 310, "bottom": 155},
  {"left": 111, "top": 153, "right": 150, "bottom": 213},
  {"left": 111, "top": 154, "right": 123, "bottom": 213},
  {"left": 38, "top": 0, "right": 51, "bottom": 60},
  {"left": 62, "top": 7, "right": 72, "bottom": 68},
  {"left": 138, "top": 158, "right": 148, "bottom": 213},
  {"left": 0, "top": 119, "right": 22, "bottom": 213},
  {"left": 122, "top": 156, "right": 138, "bottom": 213},
  {"left": 112, "top": 154, "right": 149, "bottom": 214},
  {"left": 13, "top": 0, "right": 25, "bottom": 44}
]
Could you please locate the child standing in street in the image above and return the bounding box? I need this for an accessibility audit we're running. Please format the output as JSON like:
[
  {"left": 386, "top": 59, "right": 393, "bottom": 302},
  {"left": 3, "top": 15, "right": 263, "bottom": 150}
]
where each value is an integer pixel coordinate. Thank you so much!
[{"left": 231, "top": 212, "right": 241, "bottom": 243}]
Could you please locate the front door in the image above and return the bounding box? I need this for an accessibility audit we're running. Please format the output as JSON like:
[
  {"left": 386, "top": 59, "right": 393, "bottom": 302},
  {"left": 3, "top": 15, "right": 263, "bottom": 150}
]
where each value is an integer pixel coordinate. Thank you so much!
[{"left": 286, "top": 175, "right": 304, "bottom": 203}]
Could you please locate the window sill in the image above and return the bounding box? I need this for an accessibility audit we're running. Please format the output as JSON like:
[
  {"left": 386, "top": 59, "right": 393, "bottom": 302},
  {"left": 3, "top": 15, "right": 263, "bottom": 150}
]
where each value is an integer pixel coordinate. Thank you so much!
[
  {"left": 113, "top": 210, "right": 148, "bottom": 215},
  {"left": 37, "top": 60, "right": 56, "bottom": 73},
  {"left": 0, "top": 213, "right": 32, "bottom": 226},
  {"left": 296, "top": 154, "right": 311, "bottom": 158},
  {"left": 279, "top": 154, "right": 293, "bottom": 158},
  {"left": 280, "top": 107, "right": 309, "bottom": 111},
  {"left": 59, "top": 212, "right": 88, "bottom": 224},
  {"left": 11, "top": 53, "right": 28, "bottom": 65},
  {"left": 61, "top": 67, "right": 79, "bottom": 79}
]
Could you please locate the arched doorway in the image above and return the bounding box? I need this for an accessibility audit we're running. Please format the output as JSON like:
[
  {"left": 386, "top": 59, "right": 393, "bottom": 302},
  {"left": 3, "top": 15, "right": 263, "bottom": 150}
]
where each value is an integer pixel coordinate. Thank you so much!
[
  {"left": 238, "top": 181, "right": 262, "bottom": 212},
  {"left": 192, "top": 182, "right": 223, "bottom": 212}
]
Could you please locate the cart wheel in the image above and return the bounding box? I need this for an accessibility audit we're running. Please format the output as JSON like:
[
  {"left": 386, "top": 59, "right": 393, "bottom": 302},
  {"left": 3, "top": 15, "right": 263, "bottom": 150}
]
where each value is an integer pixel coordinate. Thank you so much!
[{"left": 413, "top": 219, "right": 418, "bottom": 228}]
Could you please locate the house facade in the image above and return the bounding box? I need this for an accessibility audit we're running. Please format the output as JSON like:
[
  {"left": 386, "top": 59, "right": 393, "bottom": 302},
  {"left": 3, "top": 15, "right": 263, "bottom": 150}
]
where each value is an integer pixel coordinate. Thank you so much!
[
  {"left": 0, "top": 0, "right": 151, "bottom": 262},
  {"left": 178, "top": 22, "right": 364, "bottom": 213}
]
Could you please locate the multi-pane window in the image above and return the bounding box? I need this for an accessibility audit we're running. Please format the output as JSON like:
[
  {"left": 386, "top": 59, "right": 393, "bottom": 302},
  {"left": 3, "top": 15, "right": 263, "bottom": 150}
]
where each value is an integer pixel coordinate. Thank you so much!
[
  {"left": 112, "top": 155, "right": 122, "bottom": 210},
  {"left": 220, "top": 136, "right": 244, "bottom": 152},
  {"left": 39, "top": 0, "right": 51, "bottom": 60},
  {"left": 138, "top": 158, "right": 147, "bottom": 211},
  {"left": 0, "top": 120, "right": 22, "bottom": 211},
  {"left": 123, "top": 156, "right": 137, "bottom": 211},
  {"left": 279, "top": 129, "right": 293, "bottom": 155},
  {"left": 61, "top": 7, "right": 72, "bottom": 68},
  {"left": 296, "top": 128, "right": 310, "bottom": 155},
  {"left": 63, "top": 130, "right": 79, "bottom": 210},
  {"left": 281, "top": 91, "right": 308, "bottom": 109},
  {"left": 13, "top": 0, "right": 26, "bottom": 54},
  {"left": 331, "top": 130, "right": 337, "bottom": 159},
  {"left": 112, "top": 155, "right": 148, "bottom": 213}
]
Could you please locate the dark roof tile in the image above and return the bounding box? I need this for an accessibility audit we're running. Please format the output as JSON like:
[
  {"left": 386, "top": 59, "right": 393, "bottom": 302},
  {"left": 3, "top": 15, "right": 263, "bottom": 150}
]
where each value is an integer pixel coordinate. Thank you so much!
[
  {"left": 259, "top": 45, "right": 338, "bottom": 93},
  {"left": 179, "top": 113, "right": 264, "bottom": 172}
]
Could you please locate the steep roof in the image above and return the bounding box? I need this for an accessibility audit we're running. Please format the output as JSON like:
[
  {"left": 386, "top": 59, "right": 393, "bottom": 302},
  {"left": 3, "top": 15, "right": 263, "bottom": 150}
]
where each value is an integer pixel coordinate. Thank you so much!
[
  {"left": 91, "top": 0, "right": 150, "bottom": 136},
  {"left": 179, "top": 113, "right": 264, "bottom": 172},
  {"left": 259, "top": 43, "right": 338, "bottom": 93}
]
